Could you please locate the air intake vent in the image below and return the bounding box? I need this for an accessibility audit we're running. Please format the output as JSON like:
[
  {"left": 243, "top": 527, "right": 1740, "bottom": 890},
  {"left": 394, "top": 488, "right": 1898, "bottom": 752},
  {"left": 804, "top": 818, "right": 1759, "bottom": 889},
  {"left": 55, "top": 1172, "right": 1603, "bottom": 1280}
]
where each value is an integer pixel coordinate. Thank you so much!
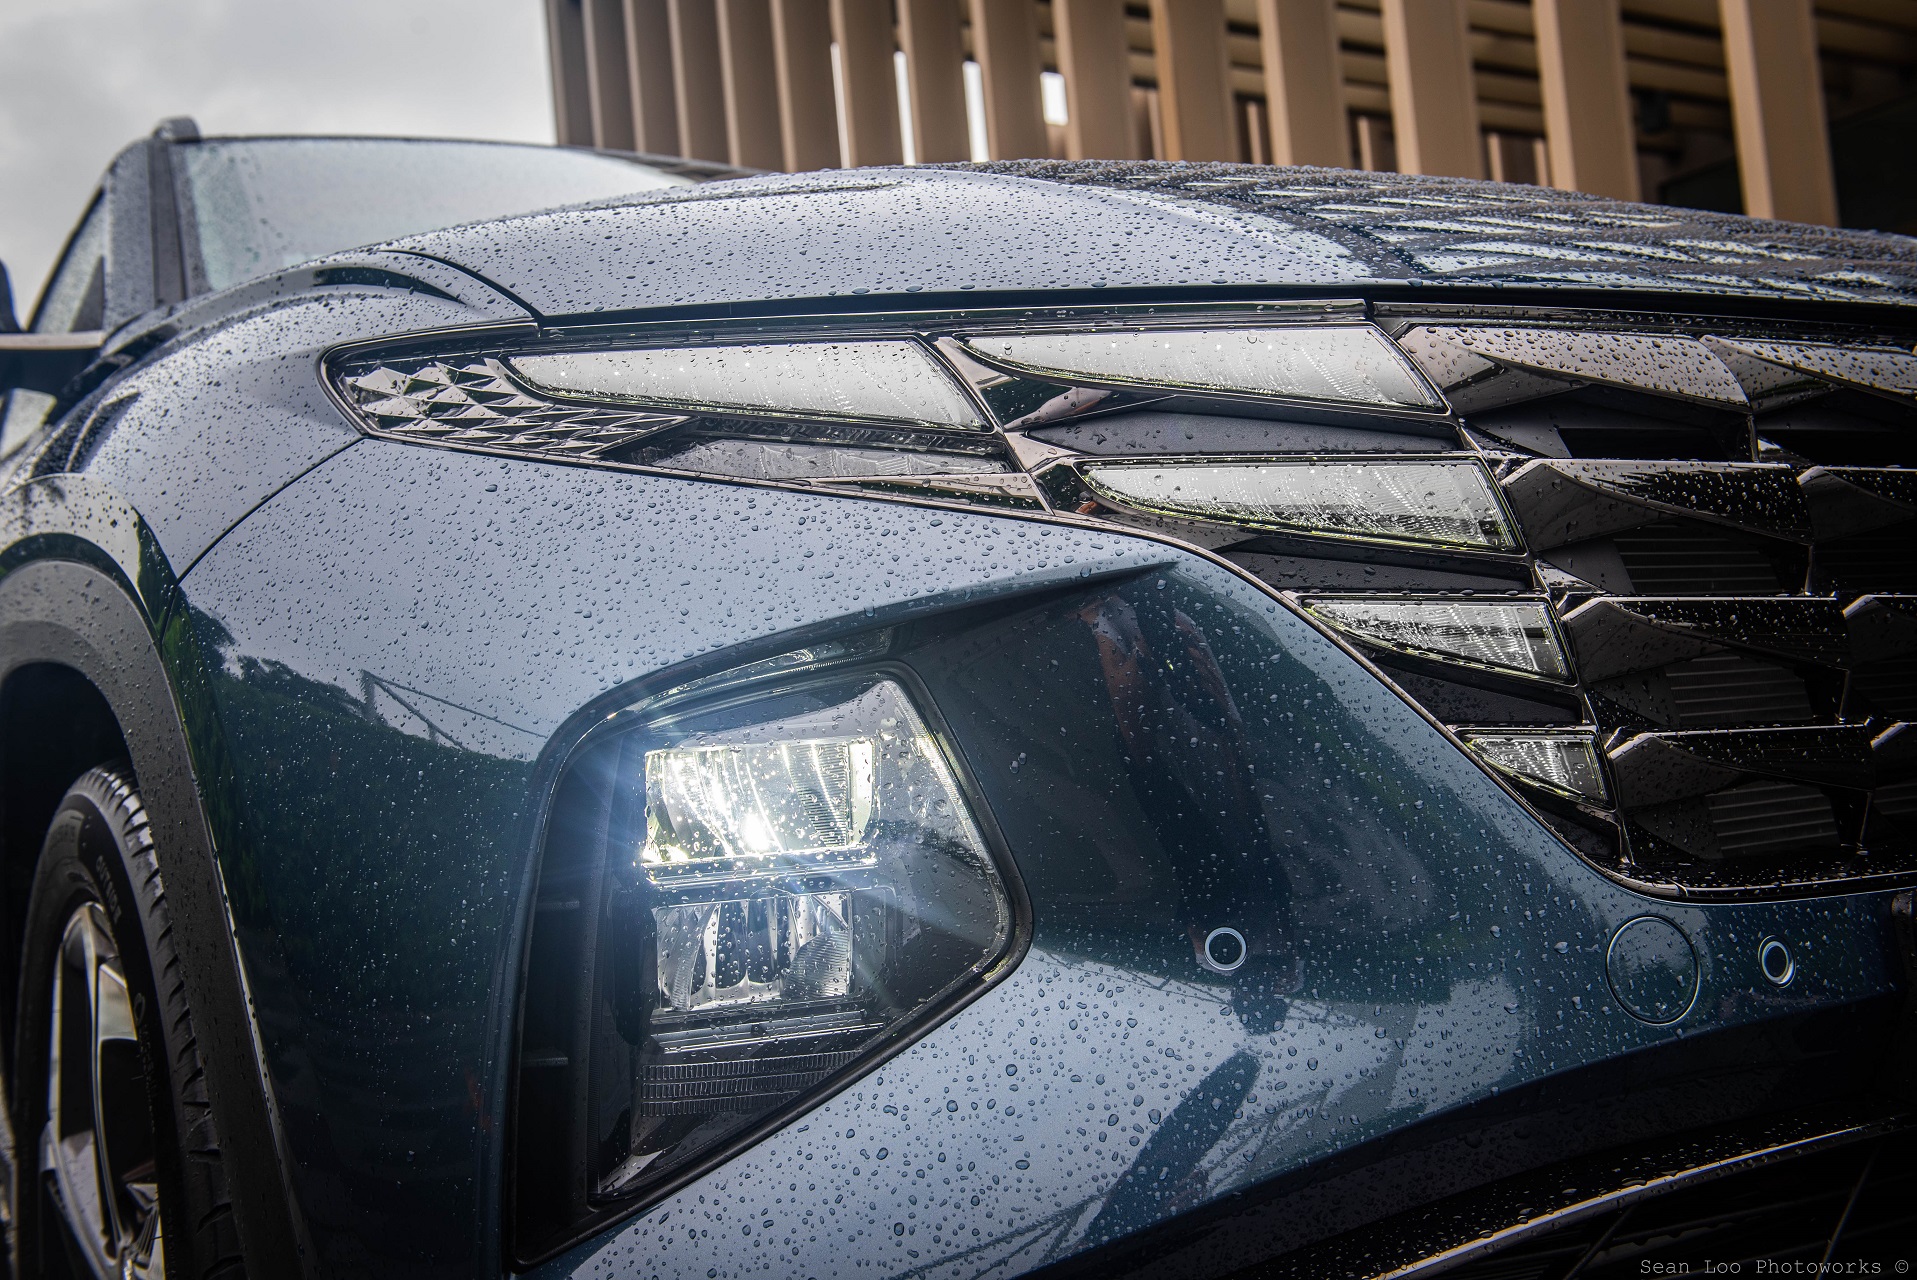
[{"left": 1610, "top": 523, "right": 1794, "bottom": 596}]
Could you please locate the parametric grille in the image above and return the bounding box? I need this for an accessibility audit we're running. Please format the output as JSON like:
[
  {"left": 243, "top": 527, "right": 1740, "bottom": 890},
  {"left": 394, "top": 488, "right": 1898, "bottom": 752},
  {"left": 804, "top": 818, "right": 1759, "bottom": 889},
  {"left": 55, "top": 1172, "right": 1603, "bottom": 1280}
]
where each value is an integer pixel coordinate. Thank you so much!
[
  {"left": 337, "top": 303, "right": 1917, "bottom": 897},
  {"left": 988, "top": 310, "right": 1917, "bottom": 896}
]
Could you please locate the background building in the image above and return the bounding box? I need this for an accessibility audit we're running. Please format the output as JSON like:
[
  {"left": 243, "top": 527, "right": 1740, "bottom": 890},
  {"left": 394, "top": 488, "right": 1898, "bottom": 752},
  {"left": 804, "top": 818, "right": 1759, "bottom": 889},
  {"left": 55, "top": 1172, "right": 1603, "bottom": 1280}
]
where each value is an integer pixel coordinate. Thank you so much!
[{"left": 544, "top": 0, "right": 1917, "bottom": 231}]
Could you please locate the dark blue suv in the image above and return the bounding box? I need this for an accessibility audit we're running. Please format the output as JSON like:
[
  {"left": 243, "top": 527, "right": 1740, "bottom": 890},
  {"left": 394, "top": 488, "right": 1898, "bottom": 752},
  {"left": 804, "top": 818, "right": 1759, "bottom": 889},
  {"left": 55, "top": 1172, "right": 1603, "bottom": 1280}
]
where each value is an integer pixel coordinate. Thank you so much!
[{"left": 0, "top": 122, "right": 1913, "bottom": 1279}]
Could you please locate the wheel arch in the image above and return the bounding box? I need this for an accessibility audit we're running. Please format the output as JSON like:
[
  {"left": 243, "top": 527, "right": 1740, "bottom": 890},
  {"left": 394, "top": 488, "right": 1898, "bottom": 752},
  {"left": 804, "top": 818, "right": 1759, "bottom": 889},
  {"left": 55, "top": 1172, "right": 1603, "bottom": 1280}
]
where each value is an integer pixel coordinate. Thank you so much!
[
  {"left": 0, "top": 661, "right": 127, "bottom": 1069},
  {"left": 0, "top": 554, "right": 305, "bottom": 1278}
]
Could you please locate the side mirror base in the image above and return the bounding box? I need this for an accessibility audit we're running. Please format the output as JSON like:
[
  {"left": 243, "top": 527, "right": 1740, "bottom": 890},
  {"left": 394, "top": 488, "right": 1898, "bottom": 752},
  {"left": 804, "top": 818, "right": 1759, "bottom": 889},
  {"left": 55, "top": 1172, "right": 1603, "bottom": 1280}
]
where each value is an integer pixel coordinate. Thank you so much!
[{"left": 0, "top": 331, "right": 105, "bottom": 397}]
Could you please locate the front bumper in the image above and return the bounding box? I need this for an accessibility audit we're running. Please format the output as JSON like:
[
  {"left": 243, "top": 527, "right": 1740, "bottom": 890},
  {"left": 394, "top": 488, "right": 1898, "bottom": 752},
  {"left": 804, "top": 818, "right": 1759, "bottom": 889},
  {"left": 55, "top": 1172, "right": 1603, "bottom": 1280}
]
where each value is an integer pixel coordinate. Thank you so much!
[{"left": 177, "top": 440, "right": 1912, "bottom": 1278}]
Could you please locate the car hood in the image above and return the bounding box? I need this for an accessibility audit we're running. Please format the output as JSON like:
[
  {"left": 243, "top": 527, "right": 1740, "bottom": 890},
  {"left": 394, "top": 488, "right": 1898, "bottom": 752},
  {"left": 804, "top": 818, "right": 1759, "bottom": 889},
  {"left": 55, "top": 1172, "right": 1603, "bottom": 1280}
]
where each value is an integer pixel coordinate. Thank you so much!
[{"left": 386, "top": 161, "right": 1917, "bottom": 318}]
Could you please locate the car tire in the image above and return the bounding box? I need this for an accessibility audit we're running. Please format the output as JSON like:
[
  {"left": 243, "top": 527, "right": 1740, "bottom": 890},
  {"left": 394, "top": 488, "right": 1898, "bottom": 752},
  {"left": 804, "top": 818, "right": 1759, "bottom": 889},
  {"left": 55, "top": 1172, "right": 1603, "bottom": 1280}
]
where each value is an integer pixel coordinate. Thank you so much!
[{"left": 12, "top": 766, "right": 244, "bottom": 1279}]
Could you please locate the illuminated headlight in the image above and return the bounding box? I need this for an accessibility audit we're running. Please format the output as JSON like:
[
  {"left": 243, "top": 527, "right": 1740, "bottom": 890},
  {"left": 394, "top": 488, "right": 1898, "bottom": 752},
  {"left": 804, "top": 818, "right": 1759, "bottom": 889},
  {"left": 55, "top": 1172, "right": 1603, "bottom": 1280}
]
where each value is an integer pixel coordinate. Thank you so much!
[
  {"left": 520, "top": 673, "right": 1015, "bottom": 1220},
  {"left": 641, "top": 737, "right": 877, "bottom": 880},
  {"left": 1303, "top": 597, "right": 1571, "bottom": 681}
]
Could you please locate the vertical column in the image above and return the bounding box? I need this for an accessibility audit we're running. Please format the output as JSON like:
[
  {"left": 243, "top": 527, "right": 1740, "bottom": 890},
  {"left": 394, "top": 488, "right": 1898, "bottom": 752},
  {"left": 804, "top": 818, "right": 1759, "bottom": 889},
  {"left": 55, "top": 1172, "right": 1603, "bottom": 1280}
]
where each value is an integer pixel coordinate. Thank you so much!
[
  {"left": 1134, "top": 85, "right": 1161, "bottom": 159},
  {"left": 1054, "top": 0, "right": 1137, "bottom": 159},
  {"left": 1719, "top": 0, "right": 1838, "bottom": 225},
  {"left": 772, "top": 0, "right": 840, "bottom": 170},
  {"left": 547, "top": 0, "right": 595, "bottom": 146},
  {"left": 1255, "top": 0, "right": 1348, "bottom": 167},
  {"left": 968, "top": 0, "right": 1048, "bottom": 159},
  {"left": 584, "top": 0, "right": 637, "bottom": 149},
  {"left": 1379, "top": 0, "right": 1481, "bottom": 178},
  {"left": 1148, "top": 0, "right": 1235, "bottom": 162},
  {"left": 1355, "top": 116, "right": 1394, "bottom": 172},
  {"left": 898, "top": 0, "right": 972, "bottom": 162},
  {"left": 625, "top": 0, "right": 682, "bottom": 154},
  {"left": 669, "top": 0, "right": 730, "bottom": 160},
  {"left": 718, "top": 0, "right": 785, "bottom": 167},
  {"left": 1534, "top": 0, "right": 1638, "bottom": 199},
  {"left": 831, "top": 0, "right": 904, "bottom": 166},
  {"left": 1485, "top": 132, "right": 1542, "bottom": 184}
]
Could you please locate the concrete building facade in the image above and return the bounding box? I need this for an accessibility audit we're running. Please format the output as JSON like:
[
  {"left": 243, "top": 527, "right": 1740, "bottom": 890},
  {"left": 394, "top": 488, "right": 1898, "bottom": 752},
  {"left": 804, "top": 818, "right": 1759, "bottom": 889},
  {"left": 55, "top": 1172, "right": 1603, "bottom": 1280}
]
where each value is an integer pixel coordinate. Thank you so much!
[{"left": 544, "top": 0, "right": 1917, "bottom": 230}]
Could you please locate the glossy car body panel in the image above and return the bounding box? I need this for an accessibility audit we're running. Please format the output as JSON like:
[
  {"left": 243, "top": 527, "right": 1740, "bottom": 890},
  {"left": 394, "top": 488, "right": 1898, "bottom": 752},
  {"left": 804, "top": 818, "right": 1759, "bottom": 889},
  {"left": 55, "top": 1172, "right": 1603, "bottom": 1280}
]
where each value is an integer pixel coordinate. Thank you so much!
[
  {"left": 391, "top": 165, "right": 1917, "bottom": 319},
  {"left": 173, "top": 440, "right": 1172, "bottom": 1274},
  {"left": 531, "top": 558, "right": 1902, "bottom": 1279}
]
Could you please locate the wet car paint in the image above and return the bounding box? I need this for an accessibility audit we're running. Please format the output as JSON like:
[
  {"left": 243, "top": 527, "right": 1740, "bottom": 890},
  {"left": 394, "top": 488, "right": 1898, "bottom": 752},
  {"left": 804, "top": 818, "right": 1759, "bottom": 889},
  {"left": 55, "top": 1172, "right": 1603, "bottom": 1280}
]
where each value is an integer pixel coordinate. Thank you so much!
[
  {"left": 530, "top": 556, "right": 1900, "bottom": 1280},
  {"left": 390, "top": 165, "right": 1917, "bottom": 319},
  {"left": 2, "top": 162, "right": 1911, "bottom": 1278},
  {"left": 166, "top": 440, "right": 1901, "bottom": 1277},
  {"left": 171, "top": 441, "right": 1170, "bottom": 1274}
]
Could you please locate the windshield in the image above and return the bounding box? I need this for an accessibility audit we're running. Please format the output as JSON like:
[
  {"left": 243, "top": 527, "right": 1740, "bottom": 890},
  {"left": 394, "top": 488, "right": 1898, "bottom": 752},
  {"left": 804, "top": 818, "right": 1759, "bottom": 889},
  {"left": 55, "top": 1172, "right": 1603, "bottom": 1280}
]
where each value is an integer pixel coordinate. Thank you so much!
[{"left": 176, "top": 138, "right": 691, "bottom": 292}]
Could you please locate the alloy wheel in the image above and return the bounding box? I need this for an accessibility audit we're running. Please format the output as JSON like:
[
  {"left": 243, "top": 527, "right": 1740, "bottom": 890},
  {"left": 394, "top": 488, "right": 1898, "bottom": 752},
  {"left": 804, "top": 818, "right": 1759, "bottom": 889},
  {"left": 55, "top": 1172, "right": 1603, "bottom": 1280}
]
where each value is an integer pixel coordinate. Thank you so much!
[{"left": 42, "top": 900, "right": 163, "bottom": 1280}]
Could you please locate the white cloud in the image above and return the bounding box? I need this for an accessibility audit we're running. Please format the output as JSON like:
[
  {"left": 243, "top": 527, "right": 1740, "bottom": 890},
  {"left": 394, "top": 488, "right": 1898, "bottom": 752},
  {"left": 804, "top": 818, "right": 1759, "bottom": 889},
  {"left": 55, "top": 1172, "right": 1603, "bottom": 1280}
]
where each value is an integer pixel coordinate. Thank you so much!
[{"left": 0, "top": 0, "right": 554, "bottom": 317}]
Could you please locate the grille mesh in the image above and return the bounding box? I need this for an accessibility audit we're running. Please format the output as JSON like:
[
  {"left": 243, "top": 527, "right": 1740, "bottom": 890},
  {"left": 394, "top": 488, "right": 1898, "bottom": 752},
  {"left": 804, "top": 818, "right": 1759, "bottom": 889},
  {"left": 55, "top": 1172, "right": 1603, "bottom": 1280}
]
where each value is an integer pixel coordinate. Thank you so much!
[
  {"left": 1381, "top": 318, "right": 1917, "bottom": 894},
  {"left": 1014, "top": 311, "right": 1917, "bottom": 896}
]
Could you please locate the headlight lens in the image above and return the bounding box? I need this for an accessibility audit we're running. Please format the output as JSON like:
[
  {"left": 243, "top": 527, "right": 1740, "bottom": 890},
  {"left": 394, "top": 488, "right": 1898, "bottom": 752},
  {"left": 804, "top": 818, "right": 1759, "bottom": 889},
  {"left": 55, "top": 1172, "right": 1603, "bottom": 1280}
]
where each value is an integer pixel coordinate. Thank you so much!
[
  {"left": 1461, "top": 731, "right": 1609, "bottom": 802},
  {"left": 1077, "top": 457, "right": 1519, "bottom": 550},
  {"left": 510, "top": 340, "right": 985, "bottom": 429},
  {"left": 1303, "top": 598, "right": 1571, "bottom": 681},
  {"left": 516, "top": 671, "right": 1015, "bottom": 1243},
  {"left": 957, "top": 326, "right": 1441, "bottom": 409}
]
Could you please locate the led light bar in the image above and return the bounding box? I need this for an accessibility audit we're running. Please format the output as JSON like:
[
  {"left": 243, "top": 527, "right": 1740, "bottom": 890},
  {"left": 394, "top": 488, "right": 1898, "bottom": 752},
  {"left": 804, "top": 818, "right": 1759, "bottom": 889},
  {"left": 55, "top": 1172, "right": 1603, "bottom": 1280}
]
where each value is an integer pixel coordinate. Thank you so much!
[
  {"left": 1304, "top": 597, "right": 1571, "bottom": 680},
  {"left": 957, "top": 326, "right": 1442, "bottom": 410},
  {"left": 510, "top": 341, "right": 985, "bottom": 429},
  {"left": 642, "top": 737, "right": 877, "bottom": 881},
  {"left": 1077, "top": 457, "right": 1519, "bottom": 550},
  {"left": 1461, "top": 731, "right": 1609, "bottom": 802},
  {"left": 653, "top": 891, "right": 857, "bottom": 1012}
]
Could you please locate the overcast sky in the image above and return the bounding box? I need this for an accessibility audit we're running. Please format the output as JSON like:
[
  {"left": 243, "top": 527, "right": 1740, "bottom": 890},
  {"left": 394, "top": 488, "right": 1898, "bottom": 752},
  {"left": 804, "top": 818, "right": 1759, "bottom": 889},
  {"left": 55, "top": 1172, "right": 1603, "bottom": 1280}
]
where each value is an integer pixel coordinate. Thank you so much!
[{"left": 1, "top": 0, "right": 555, "bottom": 317}]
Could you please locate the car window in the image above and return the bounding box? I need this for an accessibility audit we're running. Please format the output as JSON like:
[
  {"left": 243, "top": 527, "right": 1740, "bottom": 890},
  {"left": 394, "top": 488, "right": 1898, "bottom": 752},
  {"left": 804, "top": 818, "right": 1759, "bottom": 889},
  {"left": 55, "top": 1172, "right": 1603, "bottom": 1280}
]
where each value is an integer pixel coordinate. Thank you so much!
[
  {"left": 31, "top": 194, "right": 107, "bottom": 334},
  {"left": 2, "top": 195, "right": 107, "bottom": 457},
  {"left": 176, "top": 138, "right": 690, "bottom": 292}
]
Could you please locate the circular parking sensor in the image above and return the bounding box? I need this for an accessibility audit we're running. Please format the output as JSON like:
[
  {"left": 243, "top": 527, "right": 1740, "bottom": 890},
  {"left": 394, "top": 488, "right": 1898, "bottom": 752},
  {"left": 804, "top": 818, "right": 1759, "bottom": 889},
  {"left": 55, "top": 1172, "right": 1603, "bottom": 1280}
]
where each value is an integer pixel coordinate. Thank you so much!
[
  {"left": 1202, "top": 927, "right": 1247, "bottom": 973},
  {"left": 1759, "top": 937, "right": 1795, "bottom": 987}
]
